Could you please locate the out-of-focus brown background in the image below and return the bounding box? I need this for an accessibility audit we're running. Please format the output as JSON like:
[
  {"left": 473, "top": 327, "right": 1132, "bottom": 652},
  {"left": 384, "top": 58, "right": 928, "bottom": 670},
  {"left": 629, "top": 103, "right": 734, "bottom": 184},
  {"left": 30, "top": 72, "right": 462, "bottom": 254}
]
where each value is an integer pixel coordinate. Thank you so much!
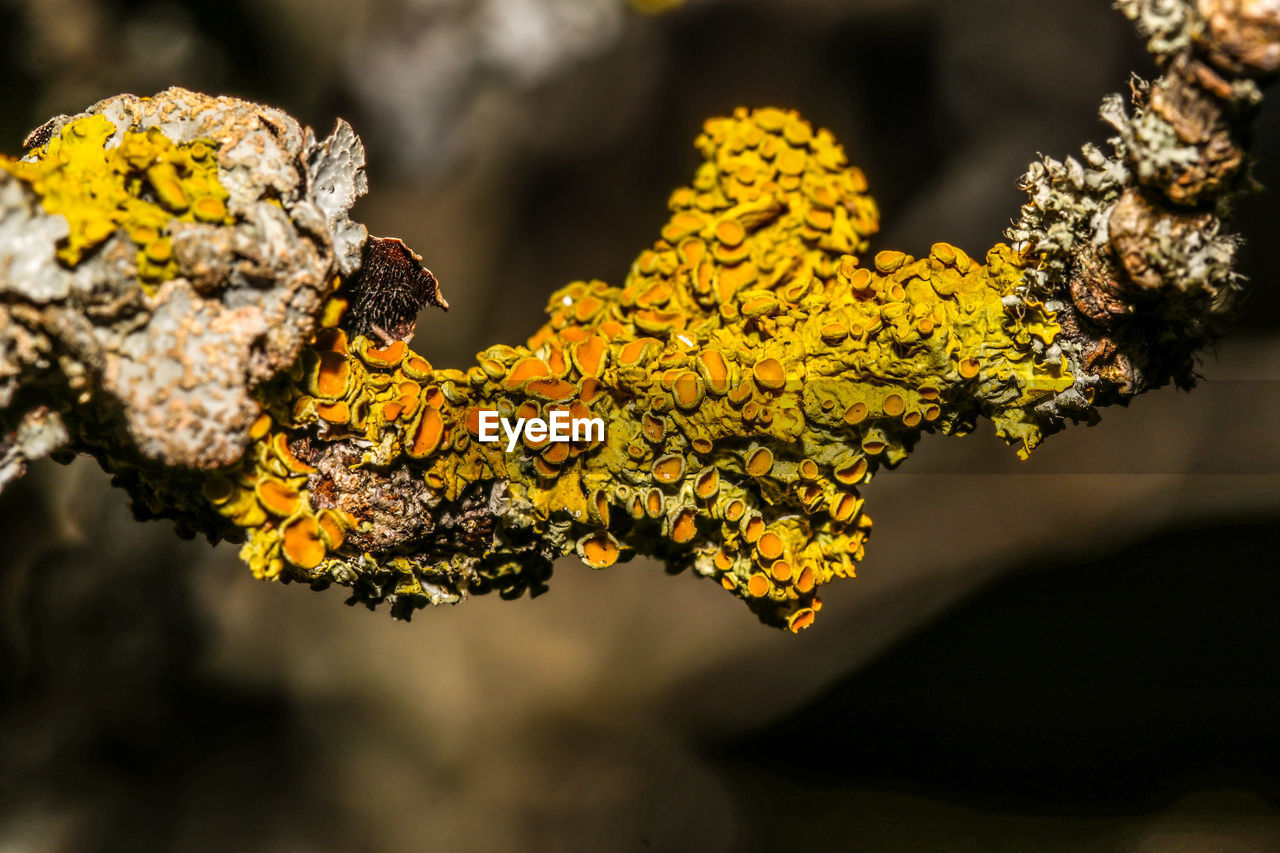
[{"left": 2, "top": 0, "right": 1279, "bottom": 849}]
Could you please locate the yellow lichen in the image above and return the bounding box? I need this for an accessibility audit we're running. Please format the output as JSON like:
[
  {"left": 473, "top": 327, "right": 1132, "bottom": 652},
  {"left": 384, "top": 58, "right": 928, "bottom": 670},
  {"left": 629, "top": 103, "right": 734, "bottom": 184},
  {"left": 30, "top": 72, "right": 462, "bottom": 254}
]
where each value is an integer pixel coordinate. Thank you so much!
[
  {"left": 0, "top": 115, "right": 233, "bottom": 289},
  {"left": 183, "top": 107, "right": 1072, "bottom": 631}
]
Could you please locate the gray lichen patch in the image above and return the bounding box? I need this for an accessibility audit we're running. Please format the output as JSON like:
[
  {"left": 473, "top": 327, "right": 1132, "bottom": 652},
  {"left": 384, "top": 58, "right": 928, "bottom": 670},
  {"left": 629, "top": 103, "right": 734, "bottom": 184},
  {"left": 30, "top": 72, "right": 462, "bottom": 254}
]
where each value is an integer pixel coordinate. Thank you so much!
[
  {"left": 1116, "top": 0, "right": 1203, "bottom": 57},
  {"left": 0, "top": 406, "right": 68, "bottom": 492},
  {"left": 106, "top": 281, "right": 270, "bottom": 468},
  {"left": 0, "top": 176, "right": 71, "bottom": 304},
  {"left": 1008, "top": 0, "right": 1258, "bottom": 414},
  {"left": 306, "top": 119, "right": 369, "bottom": 276}
]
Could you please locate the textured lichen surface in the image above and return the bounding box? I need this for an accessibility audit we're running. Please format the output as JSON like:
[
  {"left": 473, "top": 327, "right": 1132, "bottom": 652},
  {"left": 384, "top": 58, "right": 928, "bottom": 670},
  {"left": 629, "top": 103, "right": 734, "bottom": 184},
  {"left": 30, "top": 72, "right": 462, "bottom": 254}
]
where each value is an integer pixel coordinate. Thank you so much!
[
  {"left": 0, "top": 0, "right": 1271, "bottom": 633},
  {"left": 193, "top": 108, "right": 1069, "bottom": 631},
  {"left": 0, "top": 115, "right": 232, "bottom": 283}
]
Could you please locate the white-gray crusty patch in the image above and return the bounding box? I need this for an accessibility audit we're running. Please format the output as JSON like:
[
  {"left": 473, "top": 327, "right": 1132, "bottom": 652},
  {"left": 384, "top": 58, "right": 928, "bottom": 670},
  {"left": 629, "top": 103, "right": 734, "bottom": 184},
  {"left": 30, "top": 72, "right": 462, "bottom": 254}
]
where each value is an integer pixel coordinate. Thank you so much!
[
  {"left": 1114, "top": 0, "right": 1201, "bottom": 57},
  {"left": 308, "top": 119, "right": 370, "bottom": 276},
  {"left": 105, "top": 281, "right": 269, "bottom": 468},
  {"left": 0, "top": 175, "right": 71, "bottom": 303}
]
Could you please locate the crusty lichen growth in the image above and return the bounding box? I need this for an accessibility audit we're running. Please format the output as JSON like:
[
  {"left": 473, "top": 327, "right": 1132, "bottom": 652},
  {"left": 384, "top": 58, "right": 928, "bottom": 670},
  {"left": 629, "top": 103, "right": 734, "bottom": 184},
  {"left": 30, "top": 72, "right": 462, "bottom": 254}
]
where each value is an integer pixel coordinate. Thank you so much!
[
  {"left": 1116, "top": 0, "right": 1202, "bottom": 56},
  {"left": 1008, "top": 0, "right": 1274, "bottom": 414},
  {"left": 0, "top": 0, "right": 1272, "bottom": 632},
  {"left": 198, "top": 108, "right": 1068, "bottom": 630},
  {"left": 0, "top": 115, "right": 232, "bottom": 288}
]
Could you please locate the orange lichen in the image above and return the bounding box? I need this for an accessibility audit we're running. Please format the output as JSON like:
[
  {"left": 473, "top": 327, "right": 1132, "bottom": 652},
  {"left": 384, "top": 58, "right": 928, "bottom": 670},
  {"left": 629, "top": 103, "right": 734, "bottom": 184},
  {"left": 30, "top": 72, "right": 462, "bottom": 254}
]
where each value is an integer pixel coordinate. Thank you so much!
[
  {"left": 672, "top": 509, "right": 698, "bottom": 544},
  {"left": 313, "top": 352, "right": 352, "bottom": 399},
  {"left": 408, "top": 407, "right": 444, "bottom": 458},
  {"left": 256, "top": 479, "right": 302, "bottom": 517},
  {"left": 580, "top": 533, "right": 620, "bottom": 568},
  {"left": 694, "top": 467, "right": 719, "bottom": 499},
  {"left": 206, "top": 106, "right": 1070, "bottom": 632},
  {"left": 747, "top": 574, "right": 771, "bottom": 597},
  {"left": 746, "top": 447, "right": 774, "bottom": 478},
  {"left": 281, "top": 515, "right": 326, "bottom": 569},
  {"left": 757, "top": 531, "right": 785, "bottom": 562},
  {"left": 652, "top": 454, "right": 685, "bottom": 484},
  {"left": 752, "top": 358, "right": 787, "bottom": 391}
]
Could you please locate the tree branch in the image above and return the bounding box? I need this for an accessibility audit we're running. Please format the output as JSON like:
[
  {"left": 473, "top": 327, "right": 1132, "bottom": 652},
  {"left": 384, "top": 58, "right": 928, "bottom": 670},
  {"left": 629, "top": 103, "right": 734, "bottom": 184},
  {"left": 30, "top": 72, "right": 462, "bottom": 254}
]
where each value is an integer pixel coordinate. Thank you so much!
[{"left": 0, "top": 0, "right": 1274, "bottom": 631}]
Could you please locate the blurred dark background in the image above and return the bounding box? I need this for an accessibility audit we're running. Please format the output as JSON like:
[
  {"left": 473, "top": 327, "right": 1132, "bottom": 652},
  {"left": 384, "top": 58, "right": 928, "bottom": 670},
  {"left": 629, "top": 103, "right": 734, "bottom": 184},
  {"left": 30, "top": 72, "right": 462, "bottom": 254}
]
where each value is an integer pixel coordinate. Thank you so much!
[{"left": 1, "top": 0, "right": 1279, "bottom": 849}]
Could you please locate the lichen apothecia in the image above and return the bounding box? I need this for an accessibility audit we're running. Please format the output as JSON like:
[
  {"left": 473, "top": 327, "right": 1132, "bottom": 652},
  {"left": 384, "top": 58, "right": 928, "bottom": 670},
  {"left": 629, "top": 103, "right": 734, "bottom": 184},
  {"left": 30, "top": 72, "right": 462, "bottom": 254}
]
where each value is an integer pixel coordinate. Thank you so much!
[
  {"left": 200, "top": 108, "right": 1067, "bottom": 631},
  {"left": 4, "top": 106, "right": 1071, "bottom": 631}
]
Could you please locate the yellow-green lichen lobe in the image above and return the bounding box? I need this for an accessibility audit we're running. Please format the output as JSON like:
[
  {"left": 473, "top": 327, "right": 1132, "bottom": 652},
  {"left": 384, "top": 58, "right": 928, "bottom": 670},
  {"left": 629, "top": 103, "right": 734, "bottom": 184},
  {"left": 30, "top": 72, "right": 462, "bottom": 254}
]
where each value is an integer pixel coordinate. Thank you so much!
[
  {"left": 207, "top": 107, "right": 1071, "bottom": 632},
  {"left": 1, "top": 115, "right": 233, "bottom": 288}
]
